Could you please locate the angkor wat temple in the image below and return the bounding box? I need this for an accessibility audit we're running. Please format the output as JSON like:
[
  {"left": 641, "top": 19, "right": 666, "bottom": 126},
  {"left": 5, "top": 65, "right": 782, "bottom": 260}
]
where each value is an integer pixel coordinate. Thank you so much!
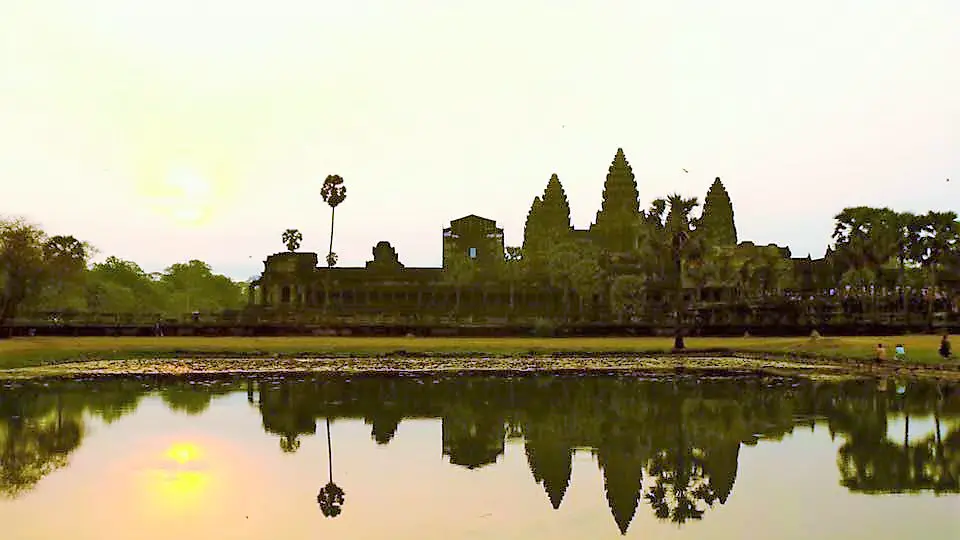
[{"left": 247, "top": 149, "right": 958, "bottom": 333}]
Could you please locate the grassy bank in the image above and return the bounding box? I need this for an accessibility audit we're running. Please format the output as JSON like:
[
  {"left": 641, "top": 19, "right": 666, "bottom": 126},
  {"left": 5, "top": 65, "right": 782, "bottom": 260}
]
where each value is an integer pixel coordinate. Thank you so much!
[{"left": 0, "top": 335, "right": 953, "bottom": 371}]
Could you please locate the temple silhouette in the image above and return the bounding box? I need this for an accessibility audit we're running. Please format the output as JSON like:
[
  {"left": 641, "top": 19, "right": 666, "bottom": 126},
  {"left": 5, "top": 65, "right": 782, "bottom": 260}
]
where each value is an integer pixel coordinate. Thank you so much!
[{"left": 244, "top": 148, "right": 958, "bottom": 332}]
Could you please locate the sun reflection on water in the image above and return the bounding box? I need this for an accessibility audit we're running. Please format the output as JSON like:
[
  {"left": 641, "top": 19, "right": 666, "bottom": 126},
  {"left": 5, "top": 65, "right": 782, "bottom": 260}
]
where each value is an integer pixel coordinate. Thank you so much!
[
  {"left": 141, "top": 441, "right": 213, "bottom": 514},
  {"left": 165, "top": 442, "right": 202, "bottom": 465}
]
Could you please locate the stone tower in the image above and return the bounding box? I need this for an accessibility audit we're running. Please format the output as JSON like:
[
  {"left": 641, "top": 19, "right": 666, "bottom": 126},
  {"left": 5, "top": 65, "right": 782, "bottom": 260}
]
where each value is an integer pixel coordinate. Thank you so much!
[{"left": 591, "top": 148, "right": 640, "bottom": 253}]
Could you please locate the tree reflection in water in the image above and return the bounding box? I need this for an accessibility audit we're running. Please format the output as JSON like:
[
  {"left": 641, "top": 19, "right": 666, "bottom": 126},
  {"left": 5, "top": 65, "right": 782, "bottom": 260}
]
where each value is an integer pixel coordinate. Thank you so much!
[
  {"left": 317, "top": 418, "right": 346, "bottom": 518},
  {"left": 1, "top": 374, "right": 958, "bottom": 534}
]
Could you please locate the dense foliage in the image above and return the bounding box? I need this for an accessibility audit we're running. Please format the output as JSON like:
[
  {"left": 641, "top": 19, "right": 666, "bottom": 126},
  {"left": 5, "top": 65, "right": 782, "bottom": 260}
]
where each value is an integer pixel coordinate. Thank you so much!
[{"left": 1, "top": 217, "right": 247, "bottom": 324}]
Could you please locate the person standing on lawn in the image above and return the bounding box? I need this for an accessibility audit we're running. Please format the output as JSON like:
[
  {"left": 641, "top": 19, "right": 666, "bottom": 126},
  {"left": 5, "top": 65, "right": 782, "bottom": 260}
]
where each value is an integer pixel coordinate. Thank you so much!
[{"left": 875, "top": 343, "right": 887, "bottom": 363}]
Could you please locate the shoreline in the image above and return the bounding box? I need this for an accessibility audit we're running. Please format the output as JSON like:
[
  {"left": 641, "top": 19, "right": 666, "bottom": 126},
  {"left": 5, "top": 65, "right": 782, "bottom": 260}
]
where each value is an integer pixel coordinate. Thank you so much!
[
  {"left": 1, "top": 336, "right": 956, "bottom": 382},
  {"left": 2, "top": 351, "right": 957, "bottom": 382}
]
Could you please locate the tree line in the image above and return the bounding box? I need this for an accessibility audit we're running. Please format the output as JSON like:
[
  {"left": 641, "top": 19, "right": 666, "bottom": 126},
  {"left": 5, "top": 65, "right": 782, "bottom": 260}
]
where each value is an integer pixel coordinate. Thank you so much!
[
  {"left": 5, "top": 151, "right": 958, "bottom": 328},
  {"left": 0, "top": 217, "right": 247, "bottom": 329}
]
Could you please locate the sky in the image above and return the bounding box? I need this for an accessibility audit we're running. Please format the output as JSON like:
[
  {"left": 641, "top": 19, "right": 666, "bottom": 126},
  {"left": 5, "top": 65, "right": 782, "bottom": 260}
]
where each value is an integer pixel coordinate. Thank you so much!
[{"left": 2, "top": 0, "right": 957, "bottom": 280}]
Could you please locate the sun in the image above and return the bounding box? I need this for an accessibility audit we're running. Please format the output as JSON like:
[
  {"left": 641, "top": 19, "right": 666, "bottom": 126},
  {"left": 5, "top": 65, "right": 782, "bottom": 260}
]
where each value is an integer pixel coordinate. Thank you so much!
[{"left": 150, "top": 165, "right": 215, "bottom": 226}]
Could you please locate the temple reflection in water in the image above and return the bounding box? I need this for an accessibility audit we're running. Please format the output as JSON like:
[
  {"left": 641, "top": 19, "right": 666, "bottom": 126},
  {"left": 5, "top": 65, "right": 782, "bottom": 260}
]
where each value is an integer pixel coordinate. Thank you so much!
[{"left": 1, "top": 375, "right": 958, "bottom": 535}]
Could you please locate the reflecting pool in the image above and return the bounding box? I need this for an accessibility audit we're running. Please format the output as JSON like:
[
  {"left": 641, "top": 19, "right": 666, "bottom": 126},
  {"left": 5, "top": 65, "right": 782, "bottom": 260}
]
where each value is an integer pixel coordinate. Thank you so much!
[{"left": 1, "top": 374, "right": 957, "bottom": 539}]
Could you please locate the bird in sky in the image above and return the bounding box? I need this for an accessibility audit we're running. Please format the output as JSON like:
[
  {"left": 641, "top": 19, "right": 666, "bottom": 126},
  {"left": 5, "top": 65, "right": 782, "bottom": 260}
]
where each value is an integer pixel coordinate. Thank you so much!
[{"left": 682, "top": 168, "right": 689, "bottom": 173}]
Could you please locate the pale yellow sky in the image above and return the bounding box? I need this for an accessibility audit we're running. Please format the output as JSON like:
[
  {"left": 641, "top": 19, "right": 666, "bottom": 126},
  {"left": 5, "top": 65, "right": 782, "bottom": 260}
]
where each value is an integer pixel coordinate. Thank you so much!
[{"left": 2, "top": 0, "right": 957, "bottom": 279}]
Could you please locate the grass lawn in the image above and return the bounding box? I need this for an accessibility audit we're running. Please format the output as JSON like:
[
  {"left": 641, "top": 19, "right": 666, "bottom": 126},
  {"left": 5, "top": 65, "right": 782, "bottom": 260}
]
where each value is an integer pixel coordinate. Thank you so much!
[{"left": 0, "top": 334, "right": 952, "bottom": 371}]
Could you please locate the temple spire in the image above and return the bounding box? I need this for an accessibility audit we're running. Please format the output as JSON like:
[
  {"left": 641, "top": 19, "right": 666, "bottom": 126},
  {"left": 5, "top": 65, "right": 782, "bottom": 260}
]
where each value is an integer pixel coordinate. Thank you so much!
[{"left": 591, "top": 148, "right": 641, "bottom": 253}]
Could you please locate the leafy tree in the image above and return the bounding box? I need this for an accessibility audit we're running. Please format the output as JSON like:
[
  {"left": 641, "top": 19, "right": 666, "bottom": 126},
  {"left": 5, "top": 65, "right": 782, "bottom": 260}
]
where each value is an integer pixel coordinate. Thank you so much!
[
  {"left": 443, "top": 253, "right": 478, "bottom": 315},
  {"left": 281, "top": 229, "right": 302, "bottom": 252},
  {"left": 741, "top": 243, "right": 793, "bottom": 297},
  {"left": 566, "top": 243, "right": 605, "bottom": 320},
  {"left": 544, "top": 240, "right": 605, "bottom": 320},
  {"left": 321, "top": 174, "right": 347, "bottom": 267},
  {"left": 832, "top": 207, "right": 898, "bottom": 283},
  {"left": 545, "top": 243, "right": 578, "bottom": 319},
  {"left": 1, "top": 219, "right": 89, "bottom": 331},
  {"left": 609, "top": 275, "right": 646, "bottom": 323},
  {"left": 910, "top": 211, "right": 960, "bottom": 326},
  {"left": 84, "top": 257, "right": 161, "bottom": 315},
  {"left": 710, "top": 246, "right": 747, "bottom": 290},
  {"left": 592, "top": 148, "right": 641, "bottom": 253},
  {"left": 36, "top": 235, "right": 92, "bottom": 311},
  {"left": 831, "top": 207, "right": 900, "bottom": 319},
  {"left": 158, "top": 260, "right": 246, "bottom": 314}
]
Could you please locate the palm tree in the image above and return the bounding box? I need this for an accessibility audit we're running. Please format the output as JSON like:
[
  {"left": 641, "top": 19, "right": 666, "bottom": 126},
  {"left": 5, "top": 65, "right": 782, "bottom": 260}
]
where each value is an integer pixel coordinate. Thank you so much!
[
  {"left": 317, "top": 418, "right": 346, "bottom": 517},
  {"left": 889, "top": 211, "right": 919, "bottom": 324},
  {"left": 832, "top": 207, "right": 900, "bottom": 322},
  {"left": 638, "top": 198, "right": 669, "bottom": 282},
  {"left": 281, "top": 229, "right": 302, "bottom": 252},
  {"left": 664, "top": 194, "right": 701, "bottom": 349},
  {"left": 321, "top": 175, "right": 347, "bottom": 268}
]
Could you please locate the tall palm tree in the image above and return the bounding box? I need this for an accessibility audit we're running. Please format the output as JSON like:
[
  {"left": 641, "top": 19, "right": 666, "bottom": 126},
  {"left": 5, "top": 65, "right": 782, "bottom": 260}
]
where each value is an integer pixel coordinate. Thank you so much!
[
  {"left": 639, "top": 198, "right": 669, "bottom": 281},
  {"left": 321, "top": 175, "right": 347, "bottom": 268},
  {"left": 890, "top": 211, "right": 919, "bottom": 323},
  {"left": 317, "top": 418, "right": 346, "bottom": 517},
  {"left": 664, "top": 194, "right": 701, "bottom": 349},
  {"left": 832, "top": 207, "right": 900, "bottom": 322}
]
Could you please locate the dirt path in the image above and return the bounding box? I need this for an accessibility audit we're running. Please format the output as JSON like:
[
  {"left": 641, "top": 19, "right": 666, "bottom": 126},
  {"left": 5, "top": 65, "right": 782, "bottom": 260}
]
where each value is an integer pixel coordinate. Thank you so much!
[{"left": 2, "top": 354, "right": 957, "bottom": 382}]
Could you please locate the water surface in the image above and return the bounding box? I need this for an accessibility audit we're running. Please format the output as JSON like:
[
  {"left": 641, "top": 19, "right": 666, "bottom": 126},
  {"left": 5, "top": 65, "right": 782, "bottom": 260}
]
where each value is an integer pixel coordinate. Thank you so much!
[{"left": 1, "top": 374, "right": 957, "bottom": 539}]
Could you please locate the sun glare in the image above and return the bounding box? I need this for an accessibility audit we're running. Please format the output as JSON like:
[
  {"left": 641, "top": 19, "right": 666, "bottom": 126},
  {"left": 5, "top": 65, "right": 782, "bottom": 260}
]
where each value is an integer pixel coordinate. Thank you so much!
[
  {"left": 137, "top": 441, "right": 212, "bottom": 514},
  {"left": 148, "top": 166, "right": 216, "bottom": 227},
  {"left": 165, "top": 442, "right": 202, "bottom": 465}
]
